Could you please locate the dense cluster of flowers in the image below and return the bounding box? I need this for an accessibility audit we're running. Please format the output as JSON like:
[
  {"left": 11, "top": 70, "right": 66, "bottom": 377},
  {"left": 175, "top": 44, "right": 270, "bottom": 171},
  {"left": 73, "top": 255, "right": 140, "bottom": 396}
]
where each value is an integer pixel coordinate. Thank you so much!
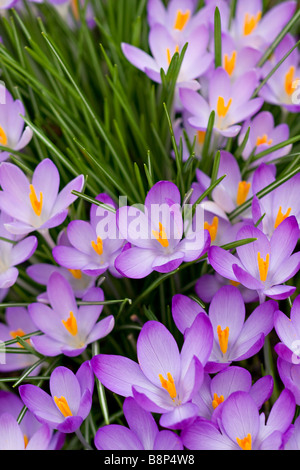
[{"left": 0, "top": 0, "right": 299, "bottom": 452}]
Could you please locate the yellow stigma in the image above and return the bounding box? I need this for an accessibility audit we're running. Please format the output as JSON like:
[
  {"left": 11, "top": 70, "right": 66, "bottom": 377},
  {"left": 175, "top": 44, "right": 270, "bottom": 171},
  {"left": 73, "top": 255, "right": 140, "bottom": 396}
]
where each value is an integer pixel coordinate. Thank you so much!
[
  {"left": 174, "top": 9, "right": 191, "bottom": 30},
  {"left": 71, "top": 0, "right": 80, "bottom": 21},
  {"left": 62, "top": 311, "right": 78, "bottom": 336},
  {"left": 152, "top": 222, "right": 169, "bottom": 248},
  {"left": 274, "top": 206, "right": 292, "bottom": 229},
  {"left": 29, "top": 184, "right": 43, "bottom": 217},
  {"left": 24, "top": 435, "right": 29, "bottom": 449},
  {"left": 204, "top": 216, "right": 218, "bottom": 242},
  {"left": 9, "top": 328, "right": 30, "bottom": 348},
  {"left": 159, "top": 372, "right": 177, "bottom": 400},
  {"left": 257, "top": 252, "right": 269, "bottom": 282},
  {"left": 217, "top": 325, "right": 229, "bottom": 355},
  {"left": 236, "top": 181, "right": 251, "bottom": 206},
  {"left": 0, "top": 126, "right": 7, "bottom": 146},
  {"left": 224, "top": 50, "right": 237, "bottom": 76},
  {"left": 212, "top": 393, "right": 224, "bottom": 410},
  {"left": 91, "top": 236, "right": 103, "bottom": 256},
  {"left": 68, "top": 268, "right": 82, "bottom": 280},
  {"left": 236, "top": 433, "right": 252, "bottom": 450},
  {"left": 54, "top": 396, "right": 73, "bottom": 418},
  {"left": 256, "top": 134, "right": 273, "bottom": 147},
  {"left": 285, "top": 66, "right": 298, "bottom": 96},
  {"left": 167, "top": 45, "right": 180, "bottom": 65},
  {"left": 197, "top": 130, "right": 206, "bottom": 145},
  {"left": 217, "top": 96, "right": 232, "bottom": 118},
  {"left": 243, "top": 11, "right": 262, "bottom": 36}
]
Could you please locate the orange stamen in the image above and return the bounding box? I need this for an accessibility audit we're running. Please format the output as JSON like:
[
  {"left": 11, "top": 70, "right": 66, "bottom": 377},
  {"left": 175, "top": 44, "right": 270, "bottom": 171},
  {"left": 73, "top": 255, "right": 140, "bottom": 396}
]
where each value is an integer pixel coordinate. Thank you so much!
[
  {"left": 10, "top": 328, "right": 30, "bottom": 348},
  {"left": 167, "top": 45, "right": 180, "bottom": 65},
  {"left": 174, "top": 9, "right": 191, "bottom": 30},
  {"left": 29, "top": 184, "right": 43, "bottom": 217},
  {"left": 91, "top": 236, "right": 103, "bottom": 256},
  {"left": 224, "top": 50, "right": 237, "bottom": 76},
  {"left": 212, "top": 393, "right": 224, "bottom": 409},
  {"left": 243, "top": 11, "right": 262, "bottom": 36},
  {"left": 54, "top": 396, "right": 73, "bottom": 418},
  {"left": 217, "top": 325, "right": 229, "bottom": 355},
  {"left": 285, "top": 66, "right": 298, "bottom": 96},
  {"left": 274, "top": 206, "right": 291, "bottom": 229},
  {"left": 159, "top": 372, "right": 177, "bottom": 400},
  {"left": 236, "top": 181, "right": 251, "bottom": 206},
  {"left": 0, "top": 126, "right": 7, "bottom": 146},
  {"left": 71, "top": 0, "right": 80, "bottom": 21},
  {"left": 152, "top": 222, "right": 169, "bottom": 248},
  {"left": 230, "top": 280, "right": 241, "bottom": 287},
  {"left": 257, "top": 252, "right": 269, "bottom": 282},
  {"left": 197, "top": 130, "right": 206, "bottom": 145},
  {"left": 68, "top": 269, "right": 82, "bottom": 280},
  {"left": 237, "top": 433, "right": 252, "bottom": 450},
  {"left": 217, "top": 96, "right": 232, "bottom": 118},
  {"left": 62, "top": 311, "right": 78, "bottom": 336},
  {"left": 204, "top": 216, "right": 218, "bottom": 242},
  {"left": 256, "top": 134, "right": 273, "bottom": 147}
]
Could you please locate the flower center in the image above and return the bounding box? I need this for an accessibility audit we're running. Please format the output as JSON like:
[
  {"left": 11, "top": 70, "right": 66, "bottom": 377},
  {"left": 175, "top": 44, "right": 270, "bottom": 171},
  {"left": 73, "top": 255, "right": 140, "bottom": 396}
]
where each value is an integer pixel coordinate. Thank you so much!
[
  {"left": 54, "top": 396, "right": 73, "bottom": 418},
  {"left": 285, "top": 66, "right": 298, "bottom": 96},
  {"left": 173, "top": 9, "right": 191, "bottom": 31},
  {"left": 212, "top": 393, "right": 224, "bottom": 410},
  {"left": 243, "top": 11, "right": 262, "bottom": 36},
  {"left": 29, "top": 184, "right": 43, "bottom": 217},
  {"left": 167, "top": 45, "right": 180, "bottom": 65},
  {"left": 224, "top": 50, "right": 237, "bottom": 76},
  {"left": 274, "top": 206, "right": 291, "bottom": 229},
  {"left": 9, "top": 328, "right": 30, "bottom": 348},
  {"left": 71, "top": 0, "right": 80, "bottom": 21},
  {"left": 217, "top": 96, "right": 232, "bottom": 118},
  {"left": 236, "top": 181, "right": 251, "bottom": 206},
  {"left": 0, "top": 126, "right": 7, "bottom": 146},
  {"left": 230, "top": 280, "right": 240, "bottom": 287},
  {"left": 68, "top": 269, "right": 82, "bottom": 280},
  {"left": 256, "top": 134, "right": 273, "bottom": 146},
  {"left": 152, "top": 222, "right": 169, "bottom": 248},
  {"left": 197, "top": 130, "right": 206, "bottom": 145},
  {"left": 159, "top": 372, "right": 177, "bottom": 400},
  {"left": 257, "top": 252, "right": 269, "bottom": 282},
  {"left": 91, "top": 236, "right": 103, "bottom": 256},
  {"left": 217, "top": 325, "right": 229, "bottom": 355},
  {"left": 236, "top": 433, "right": 252, "bottom": 450},
  {"left": 62, "top": 311, "right": 78, "bottom": 336},
  {"left": 204, "top": 216, "right": 218, "bottom": 242}
]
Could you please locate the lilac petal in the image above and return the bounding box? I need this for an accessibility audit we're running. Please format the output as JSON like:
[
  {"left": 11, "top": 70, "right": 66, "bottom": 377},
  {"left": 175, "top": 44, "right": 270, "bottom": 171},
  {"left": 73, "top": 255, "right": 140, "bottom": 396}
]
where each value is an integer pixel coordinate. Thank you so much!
[
  {"left": 0, "top": 162, "right": 30, "bottom": 203},
  {"left": 30, "top": 335, "right": 64, "bottom": 357},
  {"left": 264, "top": 285, "right": 296, "bottom": 300},
  {"left": 152, "top": 252, "right": 184, "bottom": 273},
  {"left": 195, "top": 274, "right": 225, "bottom": 304},
  {"left": 171, "top": 294, "right": 205, "bottom": 334},
  {"left": 270, "top": 216, "right": 300, "bottom": 271},
  {"left": 27, "top": 263, "right": 61, "bottom": 285},
  {"left": 132, "top": 385, "right": 171, "bottom": 413},
  {"left": 14, "top": 127, "right": 33, "bottom": 152},
  {"left": 86, "top": 315, "right": 115, "bottom": 344},
  {"left": 57, "top": 416, "right": 83, "bottom": 434},
  {"left": 221, "top": 391, "right": 260, "bottom": 443},
  {"left": 234, "top": 300, "right": 276, "bottom": 347},
  {"left": 181, "top": 314, "right": 213, "bottom": 369},
  {"left": 28, "top": 302, "right": 66, "bottom": 342},
  {"left": 258, "top": 2, "right": 296, "bottom": 43},
  {"left": 159, "top": 402, "right": 199, "bottom": 430},
  {"left": 0, "top": 267, "right": 19, "bottom": 289},
  {"left": 76, "top": 361, "right": 94, "bottom": 395},
  {"left": 76, "top": 389, "right": 93, "bottom": 421},
  {"left": 49, "top": 366, "right": 81, "bottom": 416},
  {"left": 38, "top": 210, "right": 69, "bottom": 230},
  {"left": 236, "top": 225, "right": 270, "bottom": 278},
  {"left": 181, "top": 418, "right": 236, "bottom": 450},
  {"left": 114, "top": 246, "right": 156, "bottom": 278},
  {"left": 250, "top": 375, "right": 274, "bottom": 409},
  {"left": 0, "top": 413, "right": 25, "bottom": 450},
  {"left": 231, "top": 333, "right": 265, "bottom": 362},
  {"left": 212, "top": 366, "right": 252, "bottom": 399},
  {"left": 266, "top": 389, "right": 295, "bottom": 433},
  {"left": 121, "top": 43, "right": 160, "bottom": 76},
  {"left": 232, "top": 264, "right": 263, "bottom": 290},
  {"left": 52, "top": 245, "right": 93, "bottom": 270},
  {"left": 179, "top": 88, "right": 210, "bottom": 121},
  {"left": 67, "top": 220, "right": 97, "bottom": 255},
  {"left": 153, "top": 430, "right": 183, "bottom": 450},
  {"left": 148, "top": 24, "right": 175, "bottom": 70},
  {"left": 47, "top": 272, "right": 77, "bottom": 316},
  {"left": 208, "top": 246, "right": 241, "bottom": 281},
  {"left": 274, "top": 343, "right": 295, "bottom": 363},
  {"left": 52, "top": 175, "right": 84, "bottom": 215},
  {"left": 179, "top": 356, "right": 204, "bottom": 403},
  {"left": 77, "top": 287, "right": 104, "bottom": 334},
  {"left": 32, "top": 159, "right": 60, "bottom": 216},
  {"left": 26, "top": 424, "right": 51, "bottom": 450},
  {"left": 123, "top": 397, "right": 158, "bottom": 450},
  {"left": 136, "top": 321, "right": 180, "bottom": 387},
  {"left": 10, "top": 236, "right": 37, "bottom": 266},
  {"left": 95, "top": 425, "right": 144, "bottom": 450},
  {"left": 19, "top": 385, "right": 63, "bottom": 427}
]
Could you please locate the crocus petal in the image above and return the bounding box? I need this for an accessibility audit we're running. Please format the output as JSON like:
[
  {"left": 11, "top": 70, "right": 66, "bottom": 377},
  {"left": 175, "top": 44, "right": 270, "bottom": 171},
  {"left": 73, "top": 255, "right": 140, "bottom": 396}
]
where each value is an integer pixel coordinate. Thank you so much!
[
  {"left": 19, "top": 385, "right": 63, "bottom": 427},
  {"left": 123, "top": 397, "right": 158, "bottom": 450},
  {"left": 95, "top": 424, "right": 144, "bottom": 450},
  {"left": 49, "top": 366, "right": 81, "bottom": 416},
  {"left": 114, "top": 247, "right": 156, "bottom": 278},
  {"left": 47, "top": 272, "right": 77, "bottom": 317},
  {"left": 159, "top": 402, "right": 199, "bottom": 430},
  {"left": 208, "top": 246, "right": 241, "bottom": 281},
  {"left": 26, "top": 424, "right": 51, "bottom": 450},
  {"left": 0, "top": 413, "right": 24, "bottom": 450},
  {"left": 181, "top": 417, "right": 236, "bottom": 450},
  {"left": 171, "top": 294, "right": 205, "bottom": 334}
]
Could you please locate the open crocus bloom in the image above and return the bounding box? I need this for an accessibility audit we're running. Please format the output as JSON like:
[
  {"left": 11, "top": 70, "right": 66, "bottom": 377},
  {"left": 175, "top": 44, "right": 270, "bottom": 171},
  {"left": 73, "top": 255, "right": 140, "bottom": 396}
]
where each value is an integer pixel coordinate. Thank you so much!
[
  {"left": 0, "top": 158, "right": 84, "bottom": 236},
  {"left": 92, "top": 316, "right": 214, "bottom": 430},
  {"left": 19, "top": 362, "right": 94, "bottom": 434},
  {"left": 0, "top": 413, "right": 52, "bottom": 450},
  {"left": 277, "top": 358, "right": 300, "bottom": 406},
  {"left": 208, "top": 217, "right": 300, "bottom": 302},
  {"left": 179, "top": 67, "right": 263, "bottom": 139},
  {"left": 28, "top": 272, "right": 114, "bottom": 357},
  {"left": 274, "top": 295, "right": 300, "bottom": 365},
  {"left": 95, "top": 397, "right": 183, "bottom": 450},
  {"left": 0, "top": 86, "right": 33, "bottom": 162}
]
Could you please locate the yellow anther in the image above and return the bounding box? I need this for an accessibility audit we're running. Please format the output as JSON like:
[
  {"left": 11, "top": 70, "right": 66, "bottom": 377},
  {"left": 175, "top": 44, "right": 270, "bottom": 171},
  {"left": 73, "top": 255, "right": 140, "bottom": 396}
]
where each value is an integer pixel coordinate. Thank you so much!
[
  {"left": 236, "top": 181, "right": 251, "bottom": 206},
  {"left": 91, "top": 236, "right": 103, "bottom": 256},
  {"left": 29, "top": 184, "right": 43, "bottom": 217},
  {"left": 62, "top": 311, "right": 78, "bottom": 336},
  {"left": 243, "top": 11, "right": 262, "bottom": 36},
  {"left": 71, "top": 0, "right": 80, "bottom": 21},
  {"left": 217, "top": 325, "right": 229, "bottom": 355},
  {"left": 167, "top": 45, "right": 180, "bottom": 65},
  {"left": 152, "top": 222, "right": 169, "bottom": 248},
  {"left": 212, "top": 393, "right": 224, "bottom": 410},
  {"left": 159, "top": 372, "right": 177, "bottom": 400},
  {"left": 0, "top": 126, "right": 7, "bottom": 146},
  {"left": 24, "top": 435, "right": 29, "bottom": 448},
  {"left": 54, "top": 396, "right": 73, "bottom": 418},
  {"left": 68, "top": 269, "right": 82, "bottom": 280},
  {"left": 285, "top": 66, "right": 298, "bottom": 96},
  {"left": 236, "top": 433, "right": 252, "bottom": 450},
  {"left": 257, "top": 252, "right": 269, "bottom": 282},
  {"left": 174, "top": 9, "right": 191, "bottom": 30},
  {"left": 9, "top": 328, "right": 30, "bottom": 348},
  {"left": 197, "top": 130, "right": 206, "bottom": 145},
  {"left": 230, "top": 280, "right": 241, "bottom": 287},
  {"left": 256, "top": 134, "right": 273, "bottom": 147},
  {"left": 274, "top": 206, "right": 292, "bottom": 229},
  {"left": 224, "top": 50, "right": 237, "bottom": 76},
  {"left": 217, "top": 96, "right": 232, "bottom": 118},
  {"left": 204, "top": 216, "right": 218, "bottom": 242}
]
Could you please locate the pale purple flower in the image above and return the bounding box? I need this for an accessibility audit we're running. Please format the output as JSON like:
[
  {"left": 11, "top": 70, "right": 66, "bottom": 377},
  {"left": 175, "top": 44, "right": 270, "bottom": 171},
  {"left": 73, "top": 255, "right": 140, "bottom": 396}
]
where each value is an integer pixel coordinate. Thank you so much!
[
  {"left": 179, "top": 67, "right": 263, "bottom": 139},
  {"left": 0, "top": 413, "right": 52, "bottom": 450},
  {"left": 277, "top": 358, "right": 300, "bottom": 406},
  {"left": 172, "top": 286, "right": 276, "bottom": 373},
  {"left": 181, "top": 389, "right": 296, "bottom": 450},
  {"left": 114, "top": 181, "right": 210, "bottom": 279},
  {"left": 95, "top": 397, "right": 183, "bottom": 450},
  {"left": 274, "top": 295, "right": 300, "bottom": 365},
  {"left": 28, "top": 272, "right": 114, "bottom": 357},
  {"left": 0, "top": 85, "right": 33, "bottom": 162},
  {"left": 195, "top": 272, "right": 258, "bottom": 304},
  {"left": 283, "top": 415, "right": 300, "bottom": 450},
  {"left": 19, "top": 362, "right": 94, "bottom": 434},
  {"left": 208, "top": 217, "right": 300, "bottom": 302},
  {"left": 0, "top": 158, "right": 84, "bottom": 236},
  {"left": 52, "top": 193, "right": 124, "bottom": 278},
  {"left": 91, "top": 316, "right": 214, "bottom": 430}
]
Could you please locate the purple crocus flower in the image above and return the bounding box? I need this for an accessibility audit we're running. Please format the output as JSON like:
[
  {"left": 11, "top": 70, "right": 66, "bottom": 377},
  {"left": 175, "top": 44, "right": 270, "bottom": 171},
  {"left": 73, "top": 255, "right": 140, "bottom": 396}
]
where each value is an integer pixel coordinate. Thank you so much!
[
  {"left": 0, "top": 391, "right": 65, "bottom": 450},
  {"left": 274, "top": 294, "right": 300, "bottom": 365},
  {"left": 172, "top": 286, "right": 276, "bottom": 373},
  {"left": 181, "top": 389, "right": 296, "bottom": 450},
  {"left": 193, "top": 366, "right": 273, "bottom": 423},
  {"left": 114, "top": 181, "right": 210, "bottom": 279},
  {"left": 19, "top": 361, "right": 94, "bottom": 434},
  {"left": 91, "top": 316, "right": 214, "bottom": 430},
  {"left": 0, "top": 158, "right": 84, "bottom": 236},
  {"left": 28, "top": 272, "right": 114, "bottom": 357},
  {"left": 0, "top": 85, "right": 33, "bottom": 162},
  {"left": 277, "top": 358, "right": 300, "bottom": 406},
  {"left": 52, "top": 193, "right": 124, "bottom": 278},
  {"left": 208, "top": 217, "right": 300, "bottom": 302},
  {"left": 0, "top": 211, "right": 37, "bottom": 289},
  {"left": 195, "top": 272, "right": 258, "bottom": 304},
  {"left": 95, "top": 397, "right": 183, "bottom": 450},
  {"left": 251, "top": 163, "right": 300, "bottom": 239},
  {"left": 179, "top": 67, "right": 263, "bottom": 139},
  {"left": 283, "top": 415, "right": 300, "bottom": 450},
  {"left": 238, "top": 111, "right": 292, "bottom": 165}
]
